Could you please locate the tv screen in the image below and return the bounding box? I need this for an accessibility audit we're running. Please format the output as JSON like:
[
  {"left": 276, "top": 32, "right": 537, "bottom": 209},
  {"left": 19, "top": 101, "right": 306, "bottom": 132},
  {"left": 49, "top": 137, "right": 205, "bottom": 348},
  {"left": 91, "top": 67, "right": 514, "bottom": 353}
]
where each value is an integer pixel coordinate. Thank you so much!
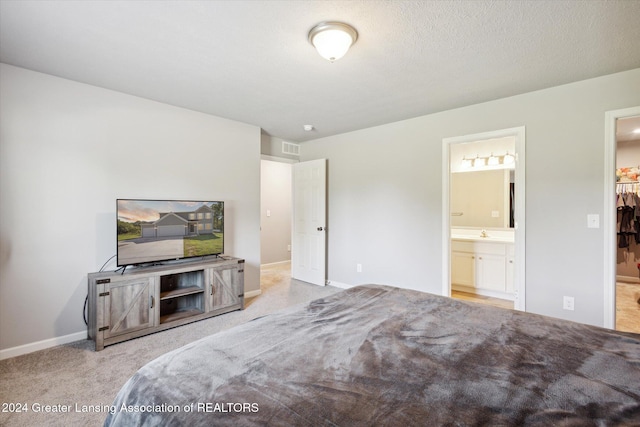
[{"left": 117, "top": 199, "right": 224, "bottom": 267}]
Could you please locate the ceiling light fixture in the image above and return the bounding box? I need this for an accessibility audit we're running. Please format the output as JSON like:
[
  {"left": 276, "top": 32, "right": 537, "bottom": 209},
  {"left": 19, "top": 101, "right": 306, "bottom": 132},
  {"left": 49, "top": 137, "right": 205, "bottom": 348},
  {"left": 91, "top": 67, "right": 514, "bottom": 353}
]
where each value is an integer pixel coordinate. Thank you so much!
[{"left": 308, "top": 21, "right": 358, "bottom": 62}]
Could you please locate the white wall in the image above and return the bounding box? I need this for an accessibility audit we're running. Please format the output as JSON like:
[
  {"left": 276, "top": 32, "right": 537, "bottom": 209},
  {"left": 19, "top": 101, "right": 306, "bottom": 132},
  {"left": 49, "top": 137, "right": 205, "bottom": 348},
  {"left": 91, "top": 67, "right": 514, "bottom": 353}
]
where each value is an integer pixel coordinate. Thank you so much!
[
  {"left": 0, "top": 64, "right": 261, "bottom": 354},
  {"left": 260, "top": 160, "right": 292, "bottom": 264},
  {"left": 301, "top": 68, "right": 640, "bottom": 327}
]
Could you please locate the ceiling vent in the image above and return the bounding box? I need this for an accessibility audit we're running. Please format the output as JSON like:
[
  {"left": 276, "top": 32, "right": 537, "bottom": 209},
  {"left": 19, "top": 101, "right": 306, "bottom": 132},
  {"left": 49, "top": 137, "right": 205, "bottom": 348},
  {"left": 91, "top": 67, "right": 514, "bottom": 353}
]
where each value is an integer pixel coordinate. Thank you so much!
[{"left": 282, "top": 141, "right": 300, "bottom": 156}]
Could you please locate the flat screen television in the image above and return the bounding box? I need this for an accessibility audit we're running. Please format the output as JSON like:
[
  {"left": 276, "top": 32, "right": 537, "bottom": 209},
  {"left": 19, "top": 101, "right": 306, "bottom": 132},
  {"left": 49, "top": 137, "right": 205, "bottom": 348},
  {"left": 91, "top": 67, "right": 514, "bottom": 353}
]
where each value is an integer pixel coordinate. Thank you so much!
[{"left": 117, "top": 199, "right": 224, "bottom": 267}]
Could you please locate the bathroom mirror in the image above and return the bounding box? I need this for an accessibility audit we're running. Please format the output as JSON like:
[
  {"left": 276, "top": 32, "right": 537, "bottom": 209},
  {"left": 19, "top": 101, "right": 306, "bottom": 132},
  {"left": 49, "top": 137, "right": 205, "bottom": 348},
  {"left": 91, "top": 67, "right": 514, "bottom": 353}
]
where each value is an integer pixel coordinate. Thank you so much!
[{"left": 450, "top": 169, "right": 514, "bottom": 229}]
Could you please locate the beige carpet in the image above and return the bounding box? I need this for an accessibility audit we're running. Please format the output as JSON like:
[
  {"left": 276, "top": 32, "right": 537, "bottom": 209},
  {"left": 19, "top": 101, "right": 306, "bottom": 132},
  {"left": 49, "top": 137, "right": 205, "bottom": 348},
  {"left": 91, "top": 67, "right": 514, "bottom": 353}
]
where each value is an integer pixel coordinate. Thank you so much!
[{"left": 0, "top": 262, "right": 340, "bottom": 427}]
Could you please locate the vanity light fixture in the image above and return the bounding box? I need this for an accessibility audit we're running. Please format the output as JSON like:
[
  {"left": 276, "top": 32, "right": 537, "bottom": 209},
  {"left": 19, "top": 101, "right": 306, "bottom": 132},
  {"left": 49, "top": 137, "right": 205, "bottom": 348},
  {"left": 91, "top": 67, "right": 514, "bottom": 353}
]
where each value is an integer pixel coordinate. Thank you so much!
[
  {"left": 461, "top": 152, "right": 515, "bottom": 169},
  {"left": 461, "top": 156, "right": 473, "bottom": 169},
  {"left": 308, "top": 21, "right": 358, "bottom": 62},
  {"left": 473, "top": 155, "right": 486, "bottom": 168},
  {"left": 503, "top": 152, "right": 515, "bottom": 165}
]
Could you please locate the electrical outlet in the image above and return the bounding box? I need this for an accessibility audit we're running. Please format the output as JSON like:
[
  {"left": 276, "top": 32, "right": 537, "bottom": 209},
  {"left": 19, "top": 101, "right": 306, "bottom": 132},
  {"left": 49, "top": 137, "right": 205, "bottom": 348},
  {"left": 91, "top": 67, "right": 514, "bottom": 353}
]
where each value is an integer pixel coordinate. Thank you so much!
[
  {"left": 563, "top": 296, "right": 574, "bottom": 311},
  {"left": 356, "top": 263, "right": 362, "bottom": 273}
]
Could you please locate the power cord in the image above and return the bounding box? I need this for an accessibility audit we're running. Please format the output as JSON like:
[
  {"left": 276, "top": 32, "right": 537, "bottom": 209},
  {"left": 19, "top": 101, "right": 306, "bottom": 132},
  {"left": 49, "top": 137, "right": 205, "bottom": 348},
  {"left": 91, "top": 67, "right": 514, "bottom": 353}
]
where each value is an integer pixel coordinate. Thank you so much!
[{"left": 83, "top": 254, "right": 116, "bottom": 325}]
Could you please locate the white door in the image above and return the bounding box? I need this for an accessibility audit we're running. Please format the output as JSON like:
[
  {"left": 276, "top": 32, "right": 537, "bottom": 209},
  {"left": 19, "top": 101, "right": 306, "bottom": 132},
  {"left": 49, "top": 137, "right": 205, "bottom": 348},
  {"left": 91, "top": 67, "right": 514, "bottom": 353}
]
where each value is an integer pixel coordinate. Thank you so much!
[{"left": 291, "top": 159, "right": 327, "bottom": 286}]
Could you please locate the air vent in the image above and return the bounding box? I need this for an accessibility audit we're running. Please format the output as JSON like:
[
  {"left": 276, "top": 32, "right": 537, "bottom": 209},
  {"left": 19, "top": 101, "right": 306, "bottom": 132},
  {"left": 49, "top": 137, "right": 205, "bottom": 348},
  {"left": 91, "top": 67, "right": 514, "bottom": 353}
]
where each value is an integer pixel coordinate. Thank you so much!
[{"left": 282, "top": 141, "right": 300, "bottom": 156}]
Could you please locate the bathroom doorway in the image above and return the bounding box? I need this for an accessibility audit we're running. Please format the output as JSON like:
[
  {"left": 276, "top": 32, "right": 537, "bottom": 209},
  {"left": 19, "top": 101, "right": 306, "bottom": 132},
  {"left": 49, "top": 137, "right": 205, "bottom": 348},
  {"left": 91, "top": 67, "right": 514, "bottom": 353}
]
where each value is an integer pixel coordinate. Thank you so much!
[{"left": 442, "top": 127, "right": 526, "bottom": 311}]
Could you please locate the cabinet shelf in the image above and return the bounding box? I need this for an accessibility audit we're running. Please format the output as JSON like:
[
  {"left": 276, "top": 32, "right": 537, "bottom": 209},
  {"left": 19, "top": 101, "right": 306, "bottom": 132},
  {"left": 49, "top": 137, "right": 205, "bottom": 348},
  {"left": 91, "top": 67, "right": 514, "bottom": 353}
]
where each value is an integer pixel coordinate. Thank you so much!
[
  {"left": 160, "top": 308, "right": 204, "bottom": 324},
  {"left": 160, "top": 286, "right": 204, "bottom": 300}
]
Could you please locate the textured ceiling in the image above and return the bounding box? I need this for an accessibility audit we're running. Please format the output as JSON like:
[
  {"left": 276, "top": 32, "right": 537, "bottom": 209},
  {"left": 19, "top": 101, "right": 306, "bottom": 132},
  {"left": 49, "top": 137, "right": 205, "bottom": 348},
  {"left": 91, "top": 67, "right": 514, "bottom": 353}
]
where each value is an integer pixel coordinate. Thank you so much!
[{"left": 1, "top": 0, "right": 640, "bottom": 142}]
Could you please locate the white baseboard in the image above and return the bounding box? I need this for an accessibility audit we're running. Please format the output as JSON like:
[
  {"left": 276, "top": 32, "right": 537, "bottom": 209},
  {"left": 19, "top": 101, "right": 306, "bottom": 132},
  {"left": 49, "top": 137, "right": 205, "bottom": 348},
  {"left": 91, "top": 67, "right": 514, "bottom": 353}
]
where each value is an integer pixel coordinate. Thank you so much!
[
  {"left": 245, "top": 289, "right": 262, "bottom": 298},
  {"left": 326, "top": 280, "right": 352, "bottom": 289},
  {"left": 0, "top": 330, "right": 87, "bottom": 361},
  {"left": 260, "top": 260, "right": 291, "bottom": 268},
  {"left": 617, "top": 275, "right": 640, "bottom": 284}
]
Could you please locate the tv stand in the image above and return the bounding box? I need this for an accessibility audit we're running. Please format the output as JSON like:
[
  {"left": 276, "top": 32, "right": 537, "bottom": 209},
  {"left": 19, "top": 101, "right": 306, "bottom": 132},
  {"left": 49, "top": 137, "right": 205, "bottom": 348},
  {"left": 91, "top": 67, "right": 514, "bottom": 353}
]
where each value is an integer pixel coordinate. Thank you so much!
[{"left": 88, "top": 256, "right": 244, "bottom": 351}]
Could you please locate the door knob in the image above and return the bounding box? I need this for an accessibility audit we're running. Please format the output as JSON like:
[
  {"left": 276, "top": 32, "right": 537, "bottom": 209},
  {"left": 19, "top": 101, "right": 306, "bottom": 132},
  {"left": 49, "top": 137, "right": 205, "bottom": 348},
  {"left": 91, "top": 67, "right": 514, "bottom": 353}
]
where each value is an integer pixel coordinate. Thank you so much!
[{"left": 317, "top": 227, "right": 324, "bottom": 231}]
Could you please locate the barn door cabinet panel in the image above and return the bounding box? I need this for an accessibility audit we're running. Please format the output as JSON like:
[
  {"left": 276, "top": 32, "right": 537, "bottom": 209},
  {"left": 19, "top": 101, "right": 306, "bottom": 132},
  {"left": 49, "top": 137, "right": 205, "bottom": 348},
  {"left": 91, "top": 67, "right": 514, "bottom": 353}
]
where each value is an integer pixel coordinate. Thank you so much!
[
  {"left": 88, "top": 257, "right": 244, "bottom": 351},
  {"left": 206, "top": 261, "right": 244, "bottom": 313},
  {"left": 102, "top": 277, "right": 157, "bottom": 341}
]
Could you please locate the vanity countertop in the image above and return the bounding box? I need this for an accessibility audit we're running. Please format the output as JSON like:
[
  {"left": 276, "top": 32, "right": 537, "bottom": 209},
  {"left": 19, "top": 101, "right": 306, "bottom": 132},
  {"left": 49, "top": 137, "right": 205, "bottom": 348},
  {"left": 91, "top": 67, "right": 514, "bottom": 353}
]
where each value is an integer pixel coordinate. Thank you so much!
[
  {"left": 451, "top": 228, "right": 514, "bottom": 244},
  {"left": 451, "top": 235, "right": 514, "bottom": 243}
]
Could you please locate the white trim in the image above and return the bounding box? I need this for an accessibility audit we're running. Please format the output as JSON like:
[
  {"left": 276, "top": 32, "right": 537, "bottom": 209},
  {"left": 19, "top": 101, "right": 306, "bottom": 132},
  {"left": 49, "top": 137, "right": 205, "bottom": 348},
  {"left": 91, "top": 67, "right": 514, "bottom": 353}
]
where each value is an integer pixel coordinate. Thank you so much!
[
  {"left": 0, "top": 331, "right": 87, "bottom": 360},
  {"left": 442, "top": 139, "right": 452, "bottom": 297},
  {"left": 442, "top": 126, "right": 526, "bottom": 311},
  {"left": 244, "top": 289, "right": 262, "bottom": 299},
  {"left": 604, "top": 106, "right": 640, "bottom": 329},
  {"left": 260, "top": 260, "right": 292, "bottom": 268},
  {"left": 326, "top": 280, "right": 351, "bottom": 289}
]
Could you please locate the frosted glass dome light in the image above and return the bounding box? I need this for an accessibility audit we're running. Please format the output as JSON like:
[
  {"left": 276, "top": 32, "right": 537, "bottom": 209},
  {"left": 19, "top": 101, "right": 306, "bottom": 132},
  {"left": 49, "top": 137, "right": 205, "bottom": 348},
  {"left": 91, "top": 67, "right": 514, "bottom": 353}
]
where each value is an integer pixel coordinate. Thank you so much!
[
  {"left": 309, "top": 22, "right": 358, "bottom": 62},
  {"left": 503, "top": 152, "right": 515, "bottom": 164}
]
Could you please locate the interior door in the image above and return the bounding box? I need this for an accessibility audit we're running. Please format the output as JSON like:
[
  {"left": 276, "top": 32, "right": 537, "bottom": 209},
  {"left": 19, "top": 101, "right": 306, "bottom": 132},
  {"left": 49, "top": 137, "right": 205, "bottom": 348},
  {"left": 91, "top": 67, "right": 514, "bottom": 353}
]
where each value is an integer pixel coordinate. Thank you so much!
[{"left": 291, "top": 159, "right": 327, "bottom": 286}]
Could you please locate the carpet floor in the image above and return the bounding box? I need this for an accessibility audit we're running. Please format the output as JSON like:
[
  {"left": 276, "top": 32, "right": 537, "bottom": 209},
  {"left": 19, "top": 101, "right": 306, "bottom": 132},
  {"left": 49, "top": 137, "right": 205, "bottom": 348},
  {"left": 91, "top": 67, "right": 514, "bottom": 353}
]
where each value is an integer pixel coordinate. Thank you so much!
[{"left": 0, "top": 262, "right": 340, "bottom": 427}]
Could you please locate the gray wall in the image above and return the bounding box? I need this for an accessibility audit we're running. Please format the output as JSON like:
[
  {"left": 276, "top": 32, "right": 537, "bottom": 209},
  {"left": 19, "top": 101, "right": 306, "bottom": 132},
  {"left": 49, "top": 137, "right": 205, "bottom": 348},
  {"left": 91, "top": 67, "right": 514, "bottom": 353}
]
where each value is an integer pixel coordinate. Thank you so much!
[
  {"left": 301, "top": 68, "right": 640, "bottom": 327},
  {"left": 260, "top": 132, "right": 299, "bottom": 162},
  {"left": 0, "top": 64, "right": 261, "bottom": 353},
  {"left": 260, "top": 160, "right": 292, "bottom": 264}
]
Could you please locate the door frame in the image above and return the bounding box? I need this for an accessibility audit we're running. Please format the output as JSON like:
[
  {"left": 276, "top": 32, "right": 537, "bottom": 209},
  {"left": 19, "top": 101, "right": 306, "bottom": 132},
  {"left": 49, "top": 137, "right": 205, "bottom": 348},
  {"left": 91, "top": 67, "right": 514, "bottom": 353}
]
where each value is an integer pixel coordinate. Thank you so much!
[
  {"left": 603, "top": 106, "right": 640, "bottom": 329},
  {"left": 442, "top": 126, "right": 526, "bottom": 310}
]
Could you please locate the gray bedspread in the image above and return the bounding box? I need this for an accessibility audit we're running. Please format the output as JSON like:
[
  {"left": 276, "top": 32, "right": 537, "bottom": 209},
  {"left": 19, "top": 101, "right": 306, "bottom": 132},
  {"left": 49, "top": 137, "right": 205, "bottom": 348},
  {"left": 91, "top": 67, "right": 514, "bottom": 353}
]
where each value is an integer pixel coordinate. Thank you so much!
[{"left": 105, "top": 284, "right": 640, "bottom": 426}]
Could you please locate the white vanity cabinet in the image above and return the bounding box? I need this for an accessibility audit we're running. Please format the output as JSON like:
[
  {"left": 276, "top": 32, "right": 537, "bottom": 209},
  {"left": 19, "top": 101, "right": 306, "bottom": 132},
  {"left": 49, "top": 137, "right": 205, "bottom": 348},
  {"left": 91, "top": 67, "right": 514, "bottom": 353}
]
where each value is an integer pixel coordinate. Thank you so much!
[
  {"left": 451, "top": 251, "right": 475, "bottom": 288},
  {"left": 505, "top": 244, "right": 515, "bottom": 294},
  {"left": 451, "top": 239, "right": 514, "bottom": 299}
]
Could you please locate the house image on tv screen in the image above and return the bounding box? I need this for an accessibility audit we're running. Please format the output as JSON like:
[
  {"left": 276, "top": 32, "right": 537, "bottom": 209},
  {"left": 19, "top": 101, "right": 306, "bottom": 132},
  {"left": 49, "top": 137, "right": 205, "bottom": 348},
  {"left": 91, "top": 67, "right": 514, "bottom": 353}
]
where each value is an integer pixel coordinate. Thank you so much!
[
  {"left": 141, "top": 205, "right": 221, "bottom": 237},
  {"left": 117, "top": 200, "right": 224, "bottom": 266}
]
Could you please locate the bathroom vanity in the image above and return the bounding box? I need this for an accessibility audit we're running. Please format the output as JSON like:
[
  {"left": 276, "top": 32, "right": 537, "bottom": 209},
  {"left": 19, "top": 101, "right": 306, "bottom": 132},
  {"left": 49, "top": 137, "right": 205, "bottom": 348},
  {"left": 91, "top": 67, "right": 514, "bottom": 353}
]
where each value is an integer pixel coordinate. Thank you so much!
[{"left": 450, "top": 229, "right": 514, "bottom": 300}]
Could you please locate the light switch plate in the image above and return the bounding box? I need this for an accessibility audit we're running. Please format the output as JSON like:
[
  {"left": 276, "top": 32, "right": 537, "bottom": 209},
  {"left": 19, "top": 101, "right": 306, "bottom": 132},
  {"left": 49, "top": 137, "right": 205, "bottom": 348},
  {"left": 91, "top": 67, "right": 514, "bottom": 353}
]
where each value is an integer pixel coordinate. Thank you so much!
[{"left": 587, "top": 214, "right": 599, "bottom": 229}]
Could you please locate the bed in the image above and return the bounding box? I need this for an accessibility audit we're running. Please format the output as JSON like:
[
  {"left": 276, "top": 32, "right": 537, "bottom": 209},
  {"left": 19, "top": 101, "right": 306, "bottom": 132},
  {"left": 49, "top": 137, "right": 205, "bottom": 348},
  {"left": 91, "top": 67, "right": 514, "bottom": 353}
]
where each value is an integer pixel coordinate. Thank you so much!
[{"left": 105, "top": 284, "right": 640, "bottom": 426}]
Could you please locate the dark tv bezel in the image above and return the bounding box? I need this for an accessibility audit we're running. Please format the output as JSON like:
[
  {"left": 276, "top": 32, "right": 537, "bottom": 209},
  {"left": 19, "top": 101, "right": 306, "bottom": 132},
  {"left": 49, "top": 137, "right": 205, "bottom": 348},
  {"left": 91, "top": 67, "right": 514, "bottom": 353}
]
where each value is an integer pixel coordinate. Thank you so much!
[{"left": 116, "top": 198, "right": 224, "bottom": 267}]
